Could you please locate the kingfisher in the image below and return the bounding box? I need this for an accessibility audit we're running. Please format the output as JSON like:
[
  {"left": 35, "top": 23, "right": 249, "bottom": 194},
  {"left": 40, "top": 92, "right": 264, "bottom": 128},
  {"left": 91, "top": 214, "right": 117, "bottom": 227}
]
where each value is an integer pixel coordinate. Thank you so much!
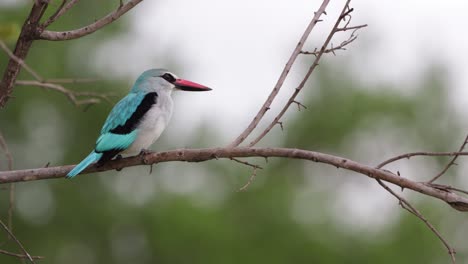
[{"left": 66, "top": 69, "right": 212, "bottom": 178}]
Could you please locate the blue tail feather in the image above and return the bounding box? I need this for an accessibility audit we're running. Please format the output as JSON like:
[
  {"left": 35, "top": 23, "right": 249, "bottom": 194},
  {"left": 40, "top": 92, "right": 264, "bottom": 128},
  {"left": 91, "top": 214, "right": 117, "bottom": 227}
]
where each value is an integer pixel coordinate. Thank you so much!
[{"left": 66, "top": 151, "right": 102, "bottom": 179}]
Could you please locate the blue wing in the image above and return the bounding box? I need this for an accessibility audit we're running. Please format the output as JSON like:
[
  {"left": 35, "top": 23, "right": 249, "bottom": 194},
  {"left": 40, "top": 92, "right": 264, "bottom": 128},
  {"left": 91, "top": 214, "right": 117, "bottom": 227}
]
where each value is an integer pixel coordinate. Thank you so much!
[
  {"left": 101, "top": 93, "right": 146, "bottom": 134},
  {"left": 95, "top": 93, "right": 146, "bottom": 152},
  {"left": 95, "top": 92, "right": 159, "bottom": 154},
  {"left": 95, "top": 130, "right": 138, "bottom": 152}
]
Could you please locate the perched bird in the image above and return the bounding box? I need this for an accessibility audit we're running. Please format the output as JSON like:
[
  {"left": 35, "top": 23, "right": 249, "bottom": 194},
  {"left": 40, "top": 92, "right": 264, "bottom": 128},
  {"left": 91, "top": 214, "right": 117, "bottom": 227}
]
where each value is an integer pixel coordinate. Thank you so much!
[{"left": 66, "top": 69, "right": 212, "bottom": 178}]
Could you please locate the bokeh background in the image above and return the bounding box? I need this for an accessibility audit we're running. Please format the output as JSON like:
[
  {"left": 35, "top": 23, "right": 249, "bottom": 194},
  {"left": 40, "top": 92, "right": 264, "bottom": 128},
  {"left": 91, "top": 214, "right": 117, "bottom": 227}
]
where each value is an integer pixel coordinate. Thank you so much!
[{"left": 1, "top": 0, "right": 468, "bottom": 263}]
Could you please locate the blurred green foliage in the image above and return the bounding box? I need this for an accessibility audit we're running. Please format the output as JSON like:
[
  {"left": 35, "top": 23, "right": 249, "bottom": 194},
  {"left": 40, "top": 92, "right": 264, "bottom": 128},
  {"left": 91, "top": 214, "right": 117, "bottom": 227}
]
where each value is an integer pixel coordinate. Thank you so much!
[{"left": 0, "top": 1, "right": 466, "bottom": 264}]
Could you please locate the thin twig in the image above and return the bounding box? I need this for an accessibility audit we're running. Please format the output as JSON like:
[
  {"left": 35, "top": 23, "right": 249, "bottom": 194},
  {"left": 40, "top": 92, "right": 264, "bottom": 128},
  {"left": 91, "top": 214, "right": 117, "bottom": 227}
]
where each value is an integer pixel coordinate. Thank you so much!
[
  {"left": 377, "top": 151, "right": 468, "bottom": 169},
  {"left": 7, "top": 183, "right": 15, "bottom": 232},
  {"left": 426, "top": 183, "right": 468, "bottom": 196},
  {"left": 0, "top": 1, "right": 49, "bottom": 107},
  {"left": 376, "top": 179, "right": 456, "bottom": 263},
  {"left": 249, "top": 1, "right": 367, "bottom": 146},
  {"left": 228, "top": 0, "right": 331, "bottom": 148},
  {"left": 0, "top": 249, "right": 43, "bottom": 260},
  {"left": 336, "top": 24, "right": 367, "bottom": 32},
  {"left": 230, "top": 157, "right": 263, "bottom": 170},
  {"left": 300, "top": 28, "right": 361, "bottom": 56},
  {"left": 1, "top": 39, "right": 108, "bottom": 107},
  {"left": 0, "top": 131, "right": 14, "bottom": 232},
  {"left": 0, "top": 40, "right": 43, "bottom": 81},
  {"left": 229, "top": 157, "right": 262, "bottom": 191},
  {"left": 428, "top": 134, "right": 468, "bottom": 183},
  {"left": 292, "top": 100, "right": 307, "bottom": 111},
  {"left": 44, "top": 78, "right": 101, "bottom": 84},
  {"left": 40, "top": 0, "right": 144, "bottom": 41},
  {"left": 42, "top": 0, "right": 81, "bottom": 28},
  {"left": 41, "top": 0, "right": 67, "bottom": 27},
  {"left": 0, "top": 219, "right": 35, "bottom": 264},
  {"left": 0, "top": 131, "right": 13, "bottom": 172},
  {"left": 238, "top": 167, "right": 258, "bottom": 192},
  {"left": 15, "top": 80, "right": 115, "bottom": 106}
]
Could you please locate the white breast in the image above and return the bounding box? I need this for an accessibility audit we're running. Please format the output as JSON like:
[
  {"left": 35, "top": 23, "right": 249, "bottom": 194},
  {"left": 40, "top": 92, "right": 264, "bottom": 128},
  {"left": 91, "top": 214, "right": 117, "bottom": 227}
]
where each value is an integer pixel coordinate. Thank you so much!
[{"left": 123, "top": 95, "right": 173, "bottom": 154}]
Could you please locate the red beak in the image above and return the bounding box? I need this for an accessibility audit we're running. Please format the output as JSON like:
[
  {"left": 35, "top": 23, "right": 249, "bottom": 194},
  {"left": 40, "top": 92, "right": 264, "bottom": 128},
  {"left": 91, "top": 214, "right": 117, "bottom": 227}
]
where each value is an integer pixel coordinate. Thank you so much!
[{"left": 174, "top": 79, "right": 212, "bottom": 91}]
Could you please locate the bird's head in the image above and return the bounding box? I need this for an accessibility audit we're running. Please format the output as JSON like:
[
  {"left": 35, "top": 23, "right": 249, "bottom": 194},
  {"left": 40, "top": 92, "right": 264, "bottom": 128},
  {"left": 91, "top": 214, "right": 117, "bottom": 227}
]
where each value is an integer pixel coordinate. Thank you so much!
[{"left": 131, "top": 68, "right": 212, "bottom": 94}]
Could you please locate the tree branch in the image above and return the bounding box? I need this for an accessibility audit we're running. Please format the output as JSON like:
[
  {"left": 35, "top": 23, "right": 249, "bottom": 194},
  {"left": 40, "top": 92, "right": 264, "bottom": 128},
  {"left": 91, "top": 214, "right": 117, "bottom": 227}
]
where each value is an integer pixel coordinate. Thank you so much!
[
  {"left": 39, "top": 0, "right": 143, "bottom": 41},
  {"left": 0, "top": 130, "right": 14, "bottom": 234},
  {"left": 0, "top": 40, "right": 43, "bottom": 81},
  {"left": 376, "top": 179, "right": 456, "bottom": 263},
  {"left": 0, "top": 249, "right": 43, "bottom": 260},
  {"left": 248, "top": 1, "right": 367, "bottom": 146},
  {"left": 428, "top": 134, "right": 468, "bottom": 183},
  {"left": 42, "top": 0, "right": 81, "bottom": 28},
  {"left": 377, "top": 151, "right": 468, "bottom": 169},
  {"left": 227, "top": 0, "right": 331, "bottom": 147},
  {"left": 0, "top": 147, "right": 467, "bottom": 212},
  {"left": 15, "top": 80, "right": 115, "bottom": 106},
  {"left": 300, "top": 27, "right": 362, "bottom": 56},
  {"left": 0, "top": 1, "right": 49, "bottom": 108},
  {"left": 0, "top": 219, "right": 35, "bottom": 263}
]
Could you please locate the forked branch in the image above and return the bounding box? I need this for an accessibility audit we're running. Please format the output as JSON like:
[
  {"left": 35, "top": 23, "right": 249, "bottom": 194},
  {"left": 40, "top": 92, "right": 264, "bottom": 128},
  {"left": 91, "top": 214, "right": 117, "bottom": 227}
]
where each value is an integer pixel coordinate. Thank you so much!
[
  {"left": 228, "top": 0, "right": 331, "bottom": 147},
  {"left": 248, "top": 1, "right": 367, "bottom": 146},
  {"left": 40, "top": 0, "right": 144, "bottom": 41}
]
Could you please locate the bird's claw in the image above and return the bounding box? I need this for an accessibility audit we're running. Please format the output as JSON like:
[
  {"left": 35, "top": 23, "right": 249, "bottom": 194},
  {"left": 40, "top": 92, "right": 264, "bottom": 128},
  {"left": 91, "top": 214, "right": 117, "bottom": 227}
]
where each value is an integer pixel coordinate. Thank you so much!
[
  {"left": 115, "top": 154, "right": 123, "bottom": 171},
  {"left": 139, "top": 149, "right": 151, "bottom": 156}
]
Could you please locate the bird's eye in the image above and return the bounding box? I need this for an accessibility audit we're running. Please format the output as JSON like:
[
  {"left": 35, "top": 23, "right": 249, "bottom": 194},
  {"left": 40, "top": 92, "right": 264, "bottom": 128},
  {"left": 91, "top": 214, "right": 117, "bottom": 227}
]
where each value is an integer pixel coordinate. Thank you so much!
[{"left": 161, "top": 73, "right": 176, "bottom": 83}]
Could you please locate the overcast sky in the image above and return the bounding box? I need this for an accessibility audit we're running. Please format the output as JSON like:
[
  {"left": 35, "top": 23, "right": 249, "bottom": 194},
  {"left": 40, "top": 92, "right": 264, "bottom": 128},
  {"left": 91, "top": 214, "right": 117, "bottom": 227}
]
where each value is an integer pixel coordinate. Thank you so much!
[{"left": 88, "top": 0, "right": 468, "bottom": 140}]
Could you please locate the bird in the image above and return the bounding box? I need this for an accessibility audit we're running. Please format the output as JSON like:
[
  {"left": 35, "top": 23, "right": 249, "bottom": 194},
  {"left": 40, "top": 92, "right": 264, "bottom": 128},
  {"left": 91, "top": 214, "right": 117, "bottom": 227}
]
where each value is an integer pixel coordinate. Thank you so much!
[{"left": 66, "top": 68, "right": 212, "bottom": 178}]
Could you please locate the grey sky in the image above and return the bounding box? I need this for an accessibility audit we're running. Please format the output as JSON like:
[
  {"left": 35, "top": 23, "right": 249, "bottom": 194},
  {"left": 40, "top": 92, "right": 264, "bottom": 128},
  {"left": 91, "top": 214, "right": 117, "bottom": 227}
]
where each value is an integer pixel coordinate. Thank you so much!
[{"left": 91, "top": 0, "right": 468, "bottom": 140}]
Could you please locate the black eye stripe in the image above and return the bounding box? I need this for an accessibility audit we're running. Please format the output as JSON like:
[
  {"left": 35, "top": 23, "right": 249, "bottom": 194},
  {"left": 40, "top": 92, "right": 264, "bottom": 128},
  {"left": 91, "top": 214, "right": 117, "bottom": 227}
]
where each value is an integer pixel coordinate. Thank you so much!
[{"left": 161, "top": 73, "right": 176, "bottom": 83}]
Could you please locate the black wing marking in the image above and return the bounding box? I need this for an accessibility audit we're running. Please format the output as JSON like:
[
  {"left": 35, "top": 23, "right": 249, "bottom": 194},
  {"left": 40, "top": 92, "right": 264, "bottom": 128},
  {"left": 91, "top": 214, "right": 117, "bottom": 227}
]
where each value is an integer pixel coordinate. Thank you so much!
[
  {"left": 97, "top": 149, "right": 122, "bottom": 166},
  {"left": 110, "top": 92, "right": 158, "bottom": 135}
]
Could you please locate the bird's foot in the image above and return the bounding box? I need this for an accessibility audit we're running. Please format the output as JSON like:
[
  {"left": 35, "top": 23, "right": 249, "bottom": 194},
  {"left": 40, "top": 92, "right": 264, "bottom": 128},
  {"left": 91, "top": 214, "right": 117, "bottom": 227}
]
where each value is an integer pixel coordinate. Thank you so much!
[
  {"left": 115, "top": 154, "right": 123, "bottom": 171},
  {"left": 139, "top": 149, "right": 152, "bottom": 165},
  {"left": 139, "top": 149, "right": 151, "bottom": 156}
]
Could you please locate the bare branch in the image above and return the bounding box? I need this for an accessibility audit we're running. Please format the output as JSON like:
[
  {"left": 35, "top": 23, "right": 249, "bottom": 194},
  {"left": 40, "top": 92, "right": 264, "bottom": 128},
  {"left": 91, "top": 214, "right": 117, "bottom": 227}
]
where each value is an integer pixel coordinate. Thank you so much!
[
  {"left": 300, "top": 27, "right": 362, "bottom": 56},
  {"left": 428, "top": 183, "right": 468, "bottom": 196},
  {"left": 228, "top": 0, "right": 331, "bottom": 147},
  {"left": 377, "top": 151, "right": 468, "bottom": 169},
  {"left": 1, "top": 39, "right": 110, "bottom": 107},
  {"left": 238, "top": 167, "right": 258, "bottom": 192},
  {"left": 0, "top": 131, "right": 14, "bottom": 232},
  {"left": 40, "top": 0, "right": 143, "bottom": 41},
  {"left": 0, "top": 147, "right": 467, "bottom": 212},
  {"left": 375, "top": 143, "right": 468, "bottom": 260},
  {"left": 0, "top": 40, "right": 43, "bottom": 81},
  {"left": 292, "top": 100, "right": 307, "bottom": 111},
  {"left": 336, "top": 24, "right": 368, "bottom": 32},
  {"left": 43, "top": 78, "right": 101, "bottom": 84},
  {"left": 0, "top": 1, "right": 49, "bottom": 107},
  {"left": 230, "top": 157, "right": 263, "bottom": 170},
  {"left": 42, "top": 0, "right": 81, "bottom": 28},
  {"left": 229, "top": 157, "right": 262, "bottom": 191},
  {"left": 248, "top": 0, "right": 367, "bottom": 147},
  {"left": 376, "top": 179, "right": 456, "bottom": 263},
  {"left": 428, "top": 134, "right": 468, "bottom": 183},
  {"left": 15, "top": 80, "right": 115, "bottom": 106},
  {"left": 0, "top": 219, "right": 35, "bottom": 264},
  {"left": 0, "top": 131, "right": 13, "bottom": 172},
  {"left": 0, "top": 249, "right": 43, "bottom": 260}
]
